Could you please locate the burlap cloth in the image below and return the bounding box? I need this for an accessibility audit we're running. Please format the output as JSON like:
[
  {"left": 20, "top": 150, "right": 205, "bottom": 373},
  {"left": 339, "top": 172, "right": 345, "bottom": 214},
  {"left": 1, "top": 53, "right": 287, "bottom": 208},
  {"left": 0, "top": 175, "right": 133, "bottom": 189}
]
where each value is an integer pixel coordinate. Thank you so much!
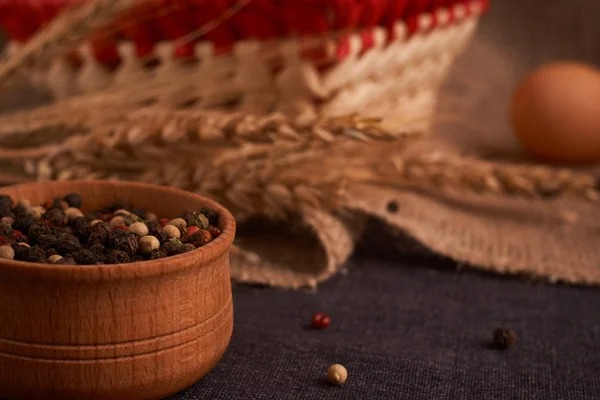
[
  {"left": 1, "top": 0, "right": 599, "bottom": 289},
  {"left": 228, "top": 0, "right": 600, "bottom": 288}
]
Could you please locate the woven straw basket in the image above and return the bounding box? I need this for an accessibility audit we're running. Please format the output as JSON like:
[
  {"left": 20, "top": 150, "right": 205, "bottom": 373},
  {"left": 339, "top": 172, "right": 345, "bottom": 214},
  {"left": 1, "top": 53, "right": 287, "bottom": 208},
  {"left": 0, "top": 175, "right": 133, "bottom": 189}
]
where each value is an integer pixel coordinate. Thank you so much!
[
  {"left": 3, "top": 1, "right": 600, "bottom": 291},
  {"left": 0, "top": 0, "right": 488, "bottom": 133}
]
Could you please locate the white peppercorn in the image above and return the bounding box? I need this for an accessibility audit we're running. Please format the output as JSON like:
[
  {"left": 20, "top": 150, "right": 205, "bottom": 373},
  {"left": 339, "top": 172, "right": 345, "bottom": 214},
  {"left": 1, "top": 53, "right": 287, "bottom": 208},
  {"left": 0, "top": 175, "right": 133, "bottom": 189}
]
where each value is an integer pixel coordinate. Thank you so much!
[
  {"left": 1, "top": 216, "right": 14, "bottom": 226},
  {"left": 17, "top": 199, "right": 31, "bottom": 209},
  {"left": 48, "top": 254, "right": 63, "bottom": 264},
  {"left": 146, "top": 212, "right": 158, "bottom": 221},
  {"left": 110, "top": 216, "right": 126, "bottom": 227},
  {"left": 138, "top": 235, "right": 160, "bottom": 254},
  {"left": 17, "top": 242, "right": 30, "bottom": 248},
  {"left": 163, "top": 224, "right": 181, "bottom": 239},
  {"left": 129, "top": 222, "right": 149, "bottom": 238},
  {"left": 169, "top": 218, "right": 187, "bottom": 231},
  {"left": 90, "top": 219, "right": 103, "bottom": 226},
  {"left": 327, "top": 364, "right": 348, "bottom": 385},
  {"left": 0, "top": 245, "right": 14, "bottom": 260},
  {"left": 114, "top": 209, "right": 132, "bottom": 216},
  {"left": 31, "top": 206, "right": 45, "bottom": 220},
  {"left": 65, "top": 207, "right": 84, "bottom": 221}
]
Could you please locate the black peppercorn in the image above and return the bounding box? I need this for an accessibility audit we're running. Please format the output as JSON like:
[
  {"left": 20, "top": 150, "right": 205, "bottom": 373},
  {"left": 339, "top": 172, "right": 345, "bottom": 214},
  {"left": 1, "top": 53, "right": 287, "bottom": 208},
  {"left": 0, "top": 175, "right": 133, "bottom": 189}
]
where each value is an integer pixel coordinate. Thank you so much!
[
  {"left": 148, "top": 248, "right": 168, "bottom": 260},
  {"left": 114, "top": 232, "right": 138, "bottom": 256},
  {"left": 12, "top": 243, "right": 30, "bottom": 260},
  {"left": 24, "top": 246, "right": 47, "bottom": 262},
  {"left": 109, "top": 227, "right": 129, "bottom": 244},
  {"left": 75, "top": 225, "right": 92, "bottom": 243},
  {"left": 72, "top": 249, "right": 101, "bottom": 265},
  {"left": 199, "top": 207, "right": 218, "bottom": 226},
  {"left": 0, "top": 223, "right": 13, "bottom": 237},
  {"left": 131, "top": 255, "right": 145, "bottom": 262},
  {"left": 71, "top": 217, "right": 92, "bottom": 243},
  {"left": 93, "top": 222, "right": 112, "bottom": 234},
  {"left": 85, "top": 211, "right": 101, "bottom": 221},
  {"left": 88, "top": 228, "right": 110, "bottom": 247},
  {"left": 105, "top": 249, "right": 131, "bottom": 264},
  {"left": 88, "top": 243, "right": 106, "bottom": 255},
  {"left": 50, "top": 226, "right": 74, "bottom": 236},
  {"left": 154, "top": 228, "right": 168, "bottom": 244},
  {"left": 43, "top": 208, "right": 66, "bottom": 226},
  {"left": 14, "top": 214, "right": 36, "bottom": 235},
  {"left": 37, "top": 234, "right": 58, "bottom": 251},
  {"left": 492, "top": 328, "right": 516, "bottom": 349},
  {"left": 45, "top": 248, "right": 58, "bottom": 257},
  {"left": 145, "top": 221, "right": 167, "bottom": 244},
  {"left": 27, "top": 223, "right": 51, "bottom": 245},
  {"left": 62, "top": 193, "right": 82, "bottom": 209},
  {"left": 0, "top": 206, "right": 12, "bottom": 218},
  {"left": 48, "top": 197, "right": 69, "bottom": 210},
  {"left": 145, "top": 220, "right": 160, "bottom": 232},
  {"left": 70, "top": 216, "right": 87, "bottom": 229},
  {"left": 131, "top": 208, "right": 147, "bottom": 220},
  {"left": 0, "top": 195, "right": 13, "bottom": 210},
  {"left": 56, "top": 233, "right": 81, "bottom": 255},
  {"left": 102, "top": 200, "right": 128, "bottom": 213},
  {"left": 12, "top": 203, "right": 28, "bottom": 217},
  {"left": 178, "top": 210, "right": 194, "bottom": 225},
  {"left": 178, "top": 243, "right": 197, "bottom": 254},
  {"left": 163, "top": 239, "right": 183, "bottom": 255}
]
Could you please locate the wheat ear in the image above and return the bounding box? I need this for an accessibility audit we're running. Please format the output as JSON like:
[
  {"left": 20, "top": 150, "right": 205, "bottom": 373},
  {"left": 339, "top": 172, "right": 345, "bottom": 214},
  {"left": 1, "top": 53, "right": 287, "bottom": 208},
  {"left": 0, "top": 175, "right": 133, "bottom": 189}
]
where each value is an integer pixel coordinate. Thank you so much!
[{"left": 371, "top": 146, "right": 599, "bottom": 201}]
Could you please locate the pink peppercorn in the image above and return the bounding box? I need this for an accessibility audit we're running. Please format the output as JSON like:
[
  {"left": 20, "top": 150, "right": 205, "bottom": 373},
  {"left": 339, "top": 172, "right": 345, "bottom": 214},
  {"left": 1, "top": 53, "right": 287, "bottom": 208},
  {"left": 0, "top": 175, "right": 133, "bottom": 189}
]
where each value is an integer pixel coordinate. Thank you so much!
[
  {"left": 312, "top": 312, "right": 330, "bottom": 329},
  {"left": 186, "top": 226, "right": 200, "bottom": 236}
]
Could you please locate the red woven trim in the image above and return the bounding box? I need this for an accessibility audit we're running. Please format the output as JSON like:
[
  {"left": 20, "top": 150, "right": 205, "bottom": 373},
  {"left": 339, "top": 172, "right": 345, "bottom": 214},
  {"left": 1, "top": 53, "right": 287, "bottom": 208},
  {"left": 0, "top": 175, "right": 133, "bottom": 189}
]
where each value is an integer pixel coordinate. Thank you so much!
[{"left": 0, "top": 0, "right": 489, "bottom": 64}]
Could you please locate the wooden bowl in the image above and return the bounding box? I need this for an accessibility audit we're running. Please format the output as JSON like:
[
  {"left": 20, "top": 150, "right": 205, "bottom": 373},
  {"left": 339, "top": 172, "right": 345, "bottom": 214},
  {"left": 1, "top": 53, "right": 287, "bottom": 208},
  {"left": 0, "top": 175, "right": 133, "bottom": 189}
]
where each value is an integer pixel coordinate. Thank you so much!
[{"left": 0, "top": 180, "right": 236, "bottom": 400}]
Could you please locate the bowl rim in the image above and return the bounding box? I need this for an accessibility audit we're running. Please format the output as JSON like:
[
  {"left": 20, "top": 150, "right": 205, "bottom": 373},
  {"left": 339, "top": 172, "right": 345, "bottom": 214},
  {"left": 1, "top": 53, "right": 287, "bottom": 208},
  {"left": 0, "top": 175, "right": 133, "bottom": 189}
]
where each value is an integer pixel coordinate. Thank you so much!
[{"left": 0, "top": 180, "right": 236, "bottom": 281}]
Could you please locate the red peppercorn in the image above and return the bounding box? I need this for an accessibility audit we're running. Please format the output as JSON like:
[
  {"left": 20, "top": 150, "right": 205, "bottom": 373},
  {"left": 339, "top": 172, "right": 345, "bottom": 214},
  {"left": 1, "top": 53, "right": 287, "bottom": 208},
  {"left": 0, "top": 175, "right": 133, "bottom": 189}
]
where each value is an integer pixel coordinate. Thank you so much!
[
  {"left": 12, "top": 230, "right": 26, "bottom": 243},
  {"left": 112, "top": 225, "right": 130, "bottom": 231},
  {"left": 186, "top": 226, "right": 200, "bottom": 236},
  {"left": 312, "top": 312, "right": 330, "bottom": 329},
  {"left": 208, "top": 226, "right": 221, "bottom": 238},
  {"left": 160, "top": 218, "right": 169, "bottom": 227}
]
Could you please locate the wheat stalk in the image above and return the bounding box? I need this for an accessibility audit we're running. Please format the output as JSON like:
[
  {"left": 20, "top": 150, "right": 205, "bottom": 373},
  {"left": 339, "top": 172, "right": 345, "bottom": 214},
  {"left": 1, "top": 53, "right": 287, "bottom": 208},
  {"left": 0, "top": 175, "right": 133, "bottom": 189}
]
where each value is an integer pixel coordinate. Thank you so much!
[
  {"left": 1, "top": 107, "right": 597, "bottom": 213},
  {"left": 30, "top": 136, "right": 600, "bottom": 220},
  {"left": 371, "top": 146, "right": 599, "bottom": 201},
  {"left": 0, "top": 107, "right": 411, "bottom": 163}
]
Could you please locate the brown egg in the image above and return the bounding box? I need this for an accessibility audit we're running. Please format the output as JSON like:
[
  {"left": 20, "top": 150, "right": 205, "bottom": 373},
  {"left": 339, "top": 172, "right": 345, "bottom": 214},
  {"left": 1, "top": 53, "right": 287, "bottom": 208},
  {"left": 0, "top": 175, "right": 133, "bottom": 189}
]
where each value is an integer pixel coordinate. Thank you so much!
[{"left": 510, "top": 61, "right": 600, "bottom": 164}]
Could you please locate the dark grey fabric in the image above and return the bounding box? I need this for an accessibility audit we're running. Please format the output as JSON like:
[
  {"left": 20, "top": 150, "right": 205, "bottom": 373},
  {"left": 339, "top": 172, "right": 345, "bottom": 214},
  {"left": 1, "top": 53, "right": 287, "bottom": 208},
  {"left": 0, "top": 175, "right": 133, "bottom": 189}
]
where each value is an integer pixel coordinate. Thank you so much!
[
  {"left": 2, "top": 0, "right": 599, "bottom": 399},
  {"left": 168, "top": 253, "right": 600, "bottom": 400}
]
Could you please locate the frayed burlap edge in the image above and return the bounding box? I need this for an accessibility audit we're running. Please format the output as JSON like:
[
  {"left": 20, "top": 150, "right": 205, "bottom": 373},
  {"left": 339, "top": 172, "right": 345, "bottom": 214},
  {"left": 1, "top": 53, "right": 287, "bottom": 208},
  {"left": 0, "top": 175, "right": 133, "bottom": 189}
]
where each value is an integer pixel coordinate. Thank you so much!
[{"left": 228, "top": 209, "right": 367, "bottom": 289}]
